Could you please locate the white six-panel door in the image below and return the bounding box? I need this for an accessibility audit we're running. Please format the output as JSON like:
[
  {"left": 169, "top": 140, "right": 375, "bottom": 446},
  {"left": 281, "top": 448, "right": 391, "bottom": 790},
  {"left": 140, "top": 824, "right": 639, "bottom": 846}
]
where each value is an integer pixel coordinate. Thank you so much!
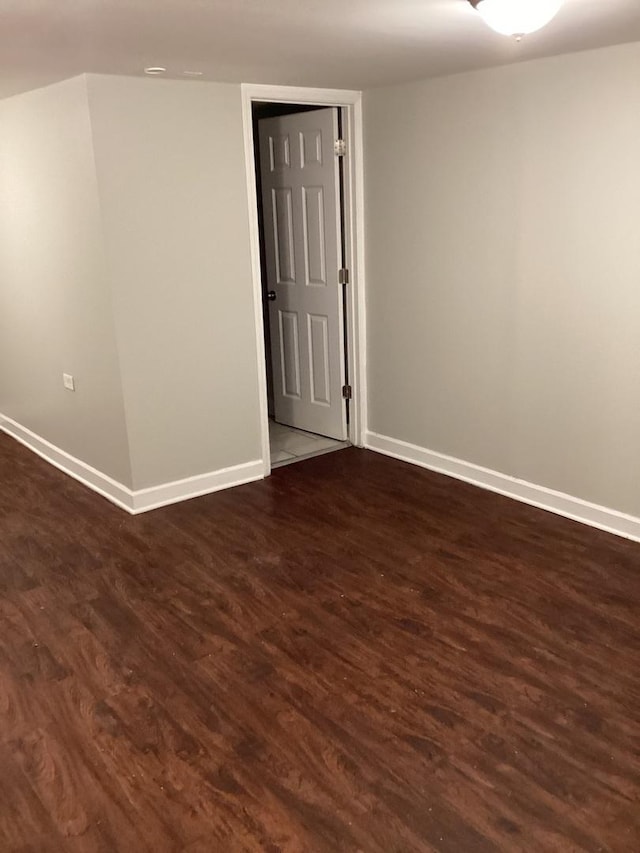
[{"left": 258, "top": 108, "right": 348, "bottom": 441}]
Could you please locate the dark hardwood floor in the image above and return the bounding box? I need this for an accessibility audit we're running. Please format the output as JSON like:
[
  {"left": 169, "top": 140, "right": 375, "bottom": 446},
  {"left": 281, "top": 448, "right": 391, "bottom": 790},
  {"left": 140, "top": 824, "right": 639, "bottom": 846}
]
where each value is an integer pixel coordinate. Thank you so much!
[{"left": 1, "top": 434, "right": 639, "bottom": 852}]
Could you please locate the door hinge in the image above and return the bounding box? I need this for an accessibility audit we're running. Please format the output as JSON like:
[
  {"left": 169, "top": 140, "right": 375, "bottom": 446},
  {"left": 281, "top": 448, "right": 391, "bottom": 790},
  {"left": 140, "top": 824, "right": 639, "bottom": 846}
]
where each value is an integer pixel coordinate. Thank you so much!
[
  {"left": 334, "top": 138, "right": 347, "bottom": 157},
  {"left": 338, "top": 268, "right": 349, "bottom": 285},
  {"left": 342, "top": 385, "right": 352, "bottom": 400}
]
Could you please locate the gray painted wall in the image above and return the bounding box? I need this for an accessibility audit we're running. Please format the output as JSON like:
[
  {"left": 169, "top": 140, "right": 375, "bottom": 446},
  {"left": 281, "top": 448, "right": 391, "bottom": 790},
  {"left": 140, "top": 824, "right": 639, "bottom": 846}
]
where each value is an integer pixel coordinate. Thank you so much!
[
  {"left": 0, "top": 76, "right": 132, "bottom": 486},
  {"left": 3, "top": 44, "right": 639, "bottom": 519},
  {"left": 364, "top": 41, "right": 640, "bottom": 517},
  {"left": 87, "top": 75, "right": 261, "bottom": 489},
  {"left": 0, "top": 74, "right": 262, "bottom": 492}
]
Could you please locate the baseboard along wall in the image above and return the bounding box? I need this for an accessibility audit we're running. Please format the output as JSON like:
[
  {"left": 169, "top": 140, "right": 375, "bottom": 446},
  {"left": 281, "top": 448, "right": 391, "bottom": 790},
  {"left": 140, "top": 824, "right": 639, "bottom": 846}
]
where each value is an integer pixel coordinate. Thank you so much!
[
  {"left": 3, "top": 411, "right": 638, "bottom": 539},
  {"left": 365, "top": 430, "right": 640, "bottom": 544},
  {"left": 0, "top": 414, "right": 263, "bottom": 514}
]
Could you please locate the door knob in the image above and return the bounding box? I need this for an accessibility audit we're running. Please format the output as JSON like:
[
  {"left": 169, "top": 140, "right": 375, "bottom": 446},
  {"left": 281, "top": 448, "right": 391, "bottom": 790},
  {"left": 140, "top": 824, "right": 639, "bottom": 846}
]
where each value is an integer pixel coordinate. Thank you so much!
[{"left": 267, "top": 290, "right": 277, "bottom": 301}]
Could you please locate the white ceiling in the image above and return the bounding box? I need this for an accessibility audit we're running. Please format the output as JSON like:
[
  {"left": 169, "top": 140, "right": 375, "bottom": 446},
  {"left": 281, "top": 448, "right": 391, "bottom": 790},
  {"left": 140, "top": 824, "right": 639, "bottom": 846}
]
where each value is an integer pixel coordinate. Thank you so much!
[{"left": 1, "top": 0, "right": 640, "bottom": 100}]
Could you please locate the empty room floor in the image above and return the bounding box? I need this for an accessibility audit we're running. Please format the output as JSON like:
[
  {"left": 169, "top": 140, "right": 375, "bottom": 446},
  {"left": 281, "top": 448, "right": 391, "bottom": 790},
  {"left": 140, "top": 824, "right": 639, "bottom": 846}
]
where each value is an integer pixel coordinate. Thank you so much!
[
  {"left": 269, "top": 418, "right": 349, "bottom": 466},
  {"left": 1, "top": 433, "right": 639, "bottom": 852}
]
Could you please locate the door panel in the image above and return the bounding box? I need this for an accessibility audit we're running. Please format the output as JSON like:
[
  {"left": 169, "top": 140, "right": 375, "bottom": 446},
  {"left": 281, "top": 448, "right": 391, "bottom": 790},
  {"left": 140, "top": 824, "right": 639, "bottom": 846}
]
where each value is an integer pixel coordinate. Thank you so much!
[
  {"left": 302, "top": 186, "right": 327, "bottom": 286},
  {"left": 259, "top": 108, "right": 347, "bottom": 440},
  {"left": 308, "top": 314, "right": 331, "bottom": 406},
  {"left": 272, "top": 188, "right": 296, "bottom": 284},
  {"left": 278, "top": 310, "right": 301, "bottom": 399}
]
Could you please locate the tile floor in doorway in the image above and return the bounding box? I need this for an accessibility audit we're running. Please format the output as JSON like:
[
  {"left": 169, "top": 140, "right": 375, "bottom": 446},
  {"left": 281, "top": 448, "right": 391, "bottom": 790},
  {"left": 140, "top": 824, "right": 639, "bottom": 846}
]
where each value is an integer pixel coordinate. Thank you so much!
[{"left": 269, "top": 420, "right": 349, "bottom": 467}]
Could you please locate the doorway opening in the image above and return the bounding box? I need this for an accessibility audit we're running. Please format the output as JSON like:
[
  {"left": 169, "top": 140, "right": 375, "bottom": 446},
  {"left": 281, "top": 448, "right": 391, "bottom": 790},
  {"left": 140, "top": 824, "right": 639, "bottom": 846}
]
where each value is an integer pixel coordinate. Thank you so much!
[
  {"left": 253, "top": 101, "right": 349, "bottom": 468},
  {"left": 250, "top": 93, "right": 364, "bottom": 470},
  {"left": 245, "top": 88, "right": 365, "bottom": 473}
]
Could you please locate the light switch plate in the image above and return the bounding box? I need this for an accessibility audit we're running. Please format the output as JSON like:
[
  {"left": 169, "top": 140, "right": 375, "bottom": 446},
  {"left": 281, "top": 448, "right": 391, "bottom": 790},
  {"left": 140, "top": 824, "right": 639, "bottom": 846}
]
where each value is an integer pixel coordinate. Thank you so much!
[{"left": 63, "top": 373, "right": 75, "bottom": 392}]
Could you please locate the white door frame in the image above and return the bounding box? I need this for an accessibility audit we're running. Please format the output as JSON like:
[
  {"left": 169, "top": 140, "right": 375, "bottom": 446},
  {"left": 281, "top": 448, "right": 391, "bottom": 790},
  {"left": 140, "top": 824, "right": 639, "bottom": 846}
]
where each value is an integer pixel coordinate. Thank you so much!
[{"left": 241, "top": 84, "right": 367, "bottom": 476}]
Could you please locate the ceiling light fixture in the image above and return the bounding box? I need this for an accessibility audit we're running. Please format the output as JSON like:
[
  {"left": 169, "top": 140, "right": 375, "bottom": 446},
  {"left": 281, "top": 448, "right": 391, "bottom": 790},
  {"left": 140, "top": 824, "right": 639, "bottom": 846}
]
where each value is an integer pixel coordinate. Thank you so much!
[
  {"left": 144, "top": 66, "right": 167, "bottom": 75},
  {"left": 183, "top": 70, "right": 204, "bottom": 77},
  {"left": 468, "top": 0, "right": 563, "bottom": 39}
]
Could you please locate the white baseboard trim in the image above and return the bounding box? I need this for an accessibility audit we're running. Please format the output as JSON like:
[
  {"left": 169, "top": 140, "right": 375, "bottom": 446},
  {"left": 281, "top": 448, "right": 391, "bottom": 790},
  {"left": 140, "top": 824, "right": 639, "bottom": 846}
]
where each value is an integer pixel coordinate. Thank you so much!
[
  {"left": 364, "top": 431, "right": 640, "bottom": 544},
  {"left": 0, "top": 414, "right": 264, "bottom": 515},
  {"left": 129, "top": 460, "right": 264, "bottom": 514},
  {"left": 0, "top": 414, "right": 135, "bottom": 512}
]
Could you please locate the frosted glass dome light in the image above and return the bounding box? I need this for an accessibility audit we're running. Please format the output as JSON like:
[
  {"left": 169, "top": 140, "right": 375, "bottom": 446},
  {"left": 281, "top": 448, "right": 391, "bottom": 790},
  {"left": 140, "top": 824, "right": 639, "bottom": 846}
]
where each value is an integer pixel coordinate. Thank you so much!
[{"left": 469, "top": 0, "right": 564, "bottom": 37}]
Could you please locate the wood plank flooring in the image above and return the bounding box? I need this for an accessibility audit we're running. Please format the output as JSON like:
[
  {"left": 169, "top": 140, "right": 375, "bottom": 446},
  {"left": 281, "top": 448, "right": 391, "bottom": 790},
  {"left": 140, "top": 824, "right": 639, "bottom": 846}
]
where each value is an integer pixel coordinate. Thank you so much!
[{"left": 1, "top": 433, "right": 639, "bottom": 852}]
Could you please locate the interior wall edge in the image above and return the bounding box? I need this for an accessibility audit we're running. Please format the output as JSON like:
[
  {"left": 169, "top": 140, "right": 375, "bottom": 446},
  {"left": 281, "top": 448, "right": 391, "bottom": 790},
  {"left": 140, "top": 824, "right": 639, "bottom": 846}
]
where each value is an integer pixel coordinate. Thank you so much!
[{"left": 364, "top": 430, "right": 640, "bottom": 545}]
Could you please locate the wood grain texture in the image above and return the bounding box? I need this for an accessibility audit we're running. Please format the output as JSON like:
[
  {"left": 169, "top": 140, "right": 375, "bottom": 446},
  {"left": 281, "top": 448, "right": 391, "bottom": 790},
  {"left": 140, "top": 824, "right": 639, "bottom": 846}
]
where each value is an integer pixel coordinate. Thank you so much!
[{"left": 0, "top": 433, "right": 639, "bottom": 852}]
